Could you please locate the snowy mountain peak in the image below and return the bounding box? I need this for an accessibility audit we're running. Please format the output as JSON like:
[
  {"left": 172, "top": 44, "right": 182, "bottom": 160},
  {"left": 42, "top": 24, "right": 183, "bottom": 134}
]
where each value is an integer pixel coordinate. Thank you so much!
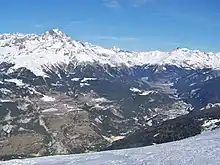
[
  {"left": 176, "top": 47, "right": 190, "bottom": 51},
  {"left": 111, "top": 46, "right": 133, "bottom": 53},
  {"left": 50, "top": 28, "right": 63, "bottom": 34},
  {"left": 45, "top": 29, "right": 67, "bottom": 38},
  {"left": 112, "top": 46, "right": 120, "bottom": 52},
  {"left": 41, "top": 29, "right": 69, "bottom": 42}
]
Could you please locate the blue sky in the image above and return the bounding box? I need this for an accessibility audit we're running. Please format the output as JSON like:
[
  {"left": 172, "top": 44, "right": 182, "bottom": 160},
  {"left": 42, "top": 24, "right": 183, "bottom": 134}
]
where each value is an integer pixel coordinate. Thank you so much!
[{"left": 1, "top": 0, "right": 220, "bottom": 52}]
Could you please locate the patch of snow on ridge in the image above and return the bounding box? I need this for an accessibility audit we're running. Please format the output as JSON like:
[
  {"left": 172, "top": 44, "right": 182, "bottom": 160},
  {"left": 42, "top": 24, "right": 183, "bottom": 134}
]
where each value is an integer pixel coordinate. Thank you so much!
[
  {"left": 80, "top": 83, "right": 90, "bottom": 87},
  {"left": 41, "top": 95, "right": 55, "bottom": 102},
  {"left": 139, "top": 90, "right": 155, "bottom": 96},
  {"left": 95, "top": 117, "right": 102, "bottom": 124},
  {"left": 71, "top": 78, "right": 80, "bottom": 81},
  {"left": 130, "top": 88, "right": 156, "bottom": 96},
  {"left": 18, "top": 118, "right": 32, "bottom": 124},
  {"left": 206, "top": 103, "right": 220, "bottom": 109},
  {"left": 202, "top": 119, "right": 220, "bottom": 131},
  {"left": 0, "top": 99, "right": 14, "bottom": 103},
  {"left": 5, "top": 79, "right": 25, "bottom": 86},
  {"left": 81, "top": 78, "right": 97, "bottom": 82},
  {"left": 200, "top": 103, "right": 220, "bottom": 110},
  {"left": 102, "top": 135, "right": 125, "bottom": 143},
  {"left": 2, "top": 125, "right": 13, "bottom": 134},
  {"left": 130, "top": 87, "right": 142, "bottom": 93},
  {"left": 93, "top": 97, "right": 111, "bottom": 103},
  {"left": 0, "top": 88, "right": 11, "bottom": 94},
  {"left": 42, "top": 108, "right": 58, "bottom": 113}
]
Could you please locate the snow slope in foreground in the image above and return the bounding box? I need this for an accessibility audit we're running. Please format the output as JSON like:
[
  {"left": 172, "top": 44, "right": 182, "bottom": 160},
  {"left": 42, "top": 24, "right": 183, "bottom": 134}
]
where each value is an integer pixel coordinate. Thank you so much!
[{"left": 2, "top": 129, "right": 220, "bottom": 165}]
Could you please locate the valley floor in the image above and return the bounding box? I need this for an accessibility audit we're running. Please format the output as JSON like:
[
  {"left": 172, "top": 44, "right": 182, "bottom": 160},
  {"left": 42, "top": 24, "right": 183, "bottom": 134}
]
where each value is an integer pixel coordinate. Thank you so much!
[{"left": 1, "top": 129, "right": 220, "bottom": 165}]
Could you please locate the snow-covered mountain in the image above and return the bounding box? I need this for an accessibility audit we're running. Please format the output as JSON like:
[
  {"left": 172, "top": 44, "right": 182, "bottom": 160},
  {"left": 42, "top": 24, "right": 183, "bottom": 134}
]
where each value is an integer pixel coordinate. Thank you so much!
[
  {"left": 2, "top": 128, "right": 220, "bottom": 165},
  {"left": 1, "top": 29, "right": 220, "bottom": 160},
  {"left": 1, "top": 29, "right": 220, "bottom": 77}
]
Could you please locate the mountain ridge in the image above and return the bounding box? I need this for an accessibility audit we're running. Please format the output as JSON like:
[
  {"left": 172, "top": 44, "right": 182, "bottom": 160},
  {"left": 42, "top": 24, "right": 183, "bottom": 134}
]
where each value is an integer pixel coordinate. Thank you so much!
[{"left": 1, "top": 29, "right": 220, "bottom": 77}]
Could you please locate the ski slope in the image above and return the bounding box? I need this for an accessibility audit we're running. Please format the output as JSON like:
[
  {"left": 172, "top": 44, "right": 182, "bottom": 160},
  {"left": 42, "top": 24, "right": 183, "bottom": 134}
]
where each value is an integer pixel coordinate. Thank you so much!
[{"left": 1, "top": 129, "right": 220, "bottom": 165}]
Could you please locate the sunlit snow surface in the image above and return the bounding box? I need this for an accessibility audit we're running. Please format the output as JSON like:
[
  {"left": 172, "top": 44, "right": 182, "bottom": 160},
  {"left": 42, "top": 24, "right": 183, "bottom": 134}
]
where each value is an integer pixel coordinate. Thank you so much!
[{"left": 2, "top": 129, "right": 220, "bottom": 165}]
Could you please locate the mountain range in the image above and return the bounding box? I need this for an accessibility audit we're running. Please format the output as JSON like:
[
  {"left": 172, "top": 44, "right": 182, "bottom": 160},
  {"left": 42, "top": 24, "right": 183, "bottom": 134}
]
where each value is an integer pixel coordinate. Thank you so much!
[{"left": 1, "top": 29, "right": 220, "bottom": 160}]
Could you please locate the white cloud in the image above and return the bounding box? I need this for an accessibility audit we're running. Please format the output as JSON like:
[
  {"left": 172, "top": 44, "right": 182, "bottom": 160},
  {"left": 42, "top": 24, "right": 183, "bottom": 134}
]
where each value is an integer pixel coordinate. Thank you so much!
[
  {"left": 132, "top": 0, "right": 152, "bottom": 7},
  {"left": 101, "top": 0, "right": 152, "bottom": 8},
  {"left": 98, "top": 36, "right": 138, "bottom": 41},
  {"left": 64, "top": 19, "right": 93, "bottom": 29},
  {"left": 64, "top": 21, "right": 83, "bottom": 29},
  {"left": 102, "top": 0, "right": 121, "bottom": 9},
  {"left": 34, "top": 24, "right": 44, "bottom": 29}
]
